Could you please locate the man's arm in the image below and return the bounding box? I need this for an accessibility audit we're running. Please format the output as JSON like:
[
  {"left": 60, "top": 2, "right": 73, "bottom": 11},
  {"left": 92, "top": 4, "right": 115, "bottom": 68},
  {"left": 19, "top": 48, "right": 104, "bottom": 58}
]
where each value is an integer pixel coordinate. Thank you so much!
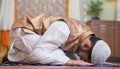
[{"left": 29, "top": 21, "right": 70, "bottom": 64}]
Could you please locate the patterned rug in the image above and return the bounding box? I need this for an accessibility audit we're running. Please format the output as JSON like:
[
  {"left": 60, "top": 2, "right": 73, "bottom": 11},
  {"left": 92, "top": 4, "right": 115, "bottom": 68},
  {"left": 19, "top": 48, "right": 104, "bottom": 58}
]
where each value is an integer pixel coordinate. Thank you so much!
[{"left": 0, "top": 63, "right": 120, "bottom": 67}]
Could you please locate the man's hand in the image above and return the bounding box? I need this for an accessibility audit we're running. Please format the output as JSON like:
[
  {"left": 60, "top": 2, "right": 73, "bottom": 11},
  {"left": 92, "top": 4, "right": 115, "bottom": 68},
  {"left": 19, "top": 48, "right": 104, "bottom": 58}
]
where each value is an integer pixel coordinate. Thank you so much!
[{"left": 66, "top": 59, "right": 92, "bottom": 65}]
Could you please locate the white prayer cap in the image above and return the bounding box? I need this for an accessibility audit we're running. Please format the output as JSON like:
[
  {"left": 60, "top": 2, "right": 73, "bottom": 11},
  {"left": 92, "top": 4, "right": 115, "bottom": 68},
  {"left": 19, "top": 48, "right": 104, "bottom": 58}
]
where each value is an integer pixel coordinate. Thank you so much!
[{"left": 91, "top": 40, "right": 111, "bottom": 64}]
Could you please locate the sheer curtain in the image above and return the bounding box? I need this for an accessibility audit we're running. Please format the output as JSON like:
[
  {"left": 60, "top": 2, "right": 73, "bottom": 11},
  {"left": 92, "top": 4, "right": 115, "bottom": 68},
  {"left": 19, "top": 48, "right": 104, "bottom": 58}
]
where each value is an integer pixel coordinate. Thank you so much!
[
  {"left": 69, "top": 0, "right": 86, "bottom": 23},
  {"left": 0, "top": 0, "right": 14, "bottom": 48},
  {"left": 0, "top": 0, "right": 14, "bottom": 62},
  {"left": 0, "top": 0, "right": 14, "bottom": 30},
  {"left": 69, "top": 0, "right": 80, "bottom": 20}
]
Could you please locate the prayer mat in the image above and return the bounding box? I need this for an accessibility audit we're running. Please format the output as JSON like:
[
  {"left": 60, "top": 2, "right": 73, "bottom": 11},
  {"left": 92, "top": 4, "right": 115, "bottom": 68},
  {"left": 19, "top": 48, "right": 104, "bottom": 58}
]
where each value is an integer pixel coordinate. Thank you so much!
[{"left": 0, "top": 63, "right": 120, "bottom": 67}]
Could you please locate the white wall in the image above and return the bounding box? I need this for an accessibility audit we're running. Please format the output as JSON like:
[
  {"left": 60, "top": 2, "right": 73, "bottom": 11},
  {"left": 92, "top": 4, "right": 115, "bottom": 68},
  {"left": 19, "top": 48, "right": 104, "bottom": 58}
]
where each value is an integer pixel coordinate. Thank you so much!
[{"left": 100, "top": 1, "right": 117, "bottom": 21}]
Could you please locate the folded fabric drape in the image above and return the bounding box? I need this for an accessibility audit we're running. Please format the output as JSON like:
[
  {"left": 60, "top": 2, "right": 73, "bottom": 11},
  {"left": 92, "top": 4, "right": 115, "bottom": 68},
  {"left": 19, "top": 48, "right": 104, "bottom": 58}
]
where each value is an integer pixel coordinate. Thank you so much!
[
  {"left": 0, "top": 0, "right": 15, "bottom": 48},
  {"left": 1, "top": 30, "right": 10, "bottom": 48},
  {"left": 0, "top": 0, "right": 15, "bottom": 62},
  {"left": 0, "top": 0, "right": 14, "bottom": 31}
]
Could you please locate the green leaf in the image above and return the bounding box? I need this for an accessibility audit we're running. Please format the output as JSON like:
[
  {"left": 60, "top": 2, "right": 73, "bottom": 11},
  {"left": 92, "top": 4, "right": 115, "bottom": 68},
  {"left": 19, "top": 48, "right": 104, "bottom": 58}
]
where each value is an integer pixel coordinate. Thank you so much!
[{"left": 87, "top": 0, "right": 103, "bottom": 17}]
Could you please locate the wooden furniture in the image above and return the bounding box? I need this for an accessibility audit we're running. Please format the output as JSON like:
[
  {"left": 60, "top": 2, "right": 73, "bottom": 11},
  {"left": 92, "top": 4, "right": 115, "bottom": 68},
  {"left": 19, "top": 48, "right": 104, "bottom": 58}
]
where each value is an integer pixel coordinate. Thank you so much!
[
  {"left": 88, "top": 20, "right": 120, "bottom": 58},
  {"left": 0, "top": 66, "right": 120, "bottom": 69}
]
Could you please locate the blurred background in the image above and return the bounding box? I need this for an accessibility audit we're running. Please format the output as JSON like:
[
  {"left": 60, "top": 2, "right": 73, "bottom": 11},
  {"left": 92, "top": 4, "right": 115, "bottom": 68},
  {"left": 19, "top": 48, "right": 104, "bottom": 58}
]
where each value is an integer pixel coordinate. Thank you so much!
[{"left": 0, "top": 0, "right": 119, "bottom": 63}]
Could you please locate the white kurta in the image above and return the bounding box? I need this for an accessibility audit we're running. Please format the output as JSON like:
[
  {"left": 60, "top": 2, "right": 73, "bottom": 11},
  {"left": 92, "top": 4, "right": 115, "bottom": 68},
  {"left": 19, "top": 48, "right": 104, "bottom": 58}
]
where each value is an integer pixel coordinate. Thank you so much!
[{"left": 8, "top": 21, "right": 71, "bottom": 64}]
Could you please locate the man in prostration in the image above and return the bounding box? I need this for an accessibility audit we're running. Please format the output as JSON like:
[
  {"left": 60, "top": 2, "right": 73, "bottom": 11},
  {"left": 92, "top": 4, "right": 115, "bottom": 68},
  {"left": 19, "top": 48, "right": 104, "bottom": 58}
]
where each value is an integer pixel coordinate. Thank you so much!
[{"left": 7, "top": 13, "right": 111, "bottom": 65}]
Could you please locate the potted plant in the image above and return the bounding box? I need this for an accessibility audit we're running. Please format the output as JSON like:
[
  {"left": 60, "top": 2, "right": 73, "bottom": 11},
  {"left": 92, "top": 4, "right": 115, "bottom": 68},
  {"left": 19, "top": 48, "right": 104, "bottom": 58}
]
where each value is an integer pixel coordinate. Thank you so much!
[{"left": 87, "top": 0, "right": 103, "bottom": 20}]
